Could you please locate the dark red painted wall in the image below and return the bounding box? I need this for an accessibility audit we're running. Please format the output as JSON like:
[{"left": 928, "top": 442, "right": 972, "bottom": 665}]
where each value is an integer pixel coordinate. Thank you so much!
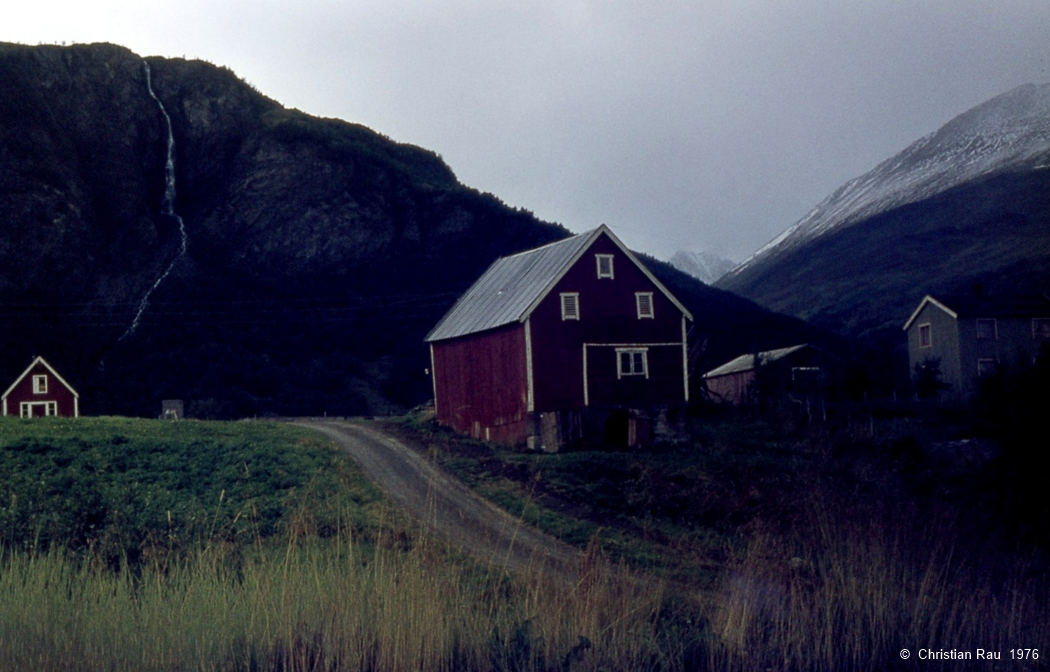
[
  {"left": 584, "top": 343, "right": 685, "bottom": 407},
  {"left": 3, "top": 362, "right": 78, "bottom": 417},
  {"left": 530, "top": 233, "right": 687, "bottom": 411},
  {"left": 431, "top": 323, "right": 529, "bottom": 441}
]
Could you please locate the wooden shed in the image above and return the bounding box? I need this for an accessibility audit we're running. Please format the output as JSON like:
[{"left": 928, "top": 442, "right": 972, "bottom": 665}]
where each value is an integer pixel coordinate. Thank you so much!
[
  {"left": 702, "top": 344, "right": 835, "bottom": 405},
  {"left": 2, "top": 356, "right": 80, "bottom": 418},
  {"left": 425, "top": 225, "right": 693, "bottom": 450}
]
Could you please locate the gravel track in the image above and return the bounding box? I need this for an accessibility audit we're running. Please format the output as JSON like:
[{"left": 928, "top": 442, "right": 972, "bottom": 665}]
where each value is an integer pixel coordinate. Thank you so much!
[{"left": 299, "top": 420, "right": 583, "bottom": 575}]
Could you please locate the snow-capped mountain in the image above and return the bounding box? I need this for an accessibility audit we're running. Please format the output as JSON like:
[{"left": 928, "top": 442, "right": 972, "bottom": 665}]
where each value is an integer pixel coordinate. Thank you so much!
[
  {"left": 667, "top": 250, "right": 737, "bottom": 285},
  {"left": 726, "top": 83, "right": 1050, "bottom": 279},
  {"left": 716, "top": 83, "right": 1050, "bottom": 339}
]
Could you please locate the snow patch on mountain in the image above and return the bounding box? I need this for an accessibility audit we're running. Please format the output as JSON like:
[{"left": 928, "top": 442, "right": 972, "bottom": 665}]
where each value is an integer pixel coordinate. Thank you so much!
[
  {"left": 668, "top": 250, "right": 737, "bottom": 285},
  {"left": 727, "top": 83, "right": 1050, "bottom": 278}
]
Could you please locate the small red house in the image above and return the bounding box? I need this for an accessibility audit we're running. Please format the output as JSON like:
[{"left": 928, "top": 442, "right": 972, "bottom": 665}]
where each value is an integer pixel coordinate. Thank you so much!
[
  {"left": 2, "top": 356, "right": 80, "bottom": 418},
  {"left": 425, "top": 225, "right": 692, "bottom": 450}
]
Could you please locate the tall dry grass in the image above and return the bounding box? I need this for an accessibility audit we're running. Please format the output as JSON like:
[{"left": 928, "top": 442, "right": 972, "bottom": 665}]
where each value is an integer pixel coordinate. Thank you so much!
[
  {"left": 2, "top": 510, "right": 1046, "bottom": 671},
  {"left": 708, "top": 503, "right": 1049, "bottom": 671},
  {"left": 0, "top": 527, "right": 692, "bottom": 672}
]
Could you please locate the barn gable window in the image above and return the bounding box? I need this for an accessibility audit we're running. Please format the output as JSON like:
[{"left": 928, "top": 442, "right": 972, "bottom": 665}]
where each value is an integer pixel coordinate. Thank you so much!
[
  {"left": 918, "top": 323, "right": 932, "bottom": 348},
  {"left": 32, "top": 375, "right": 47, "bottom": 394},
  {"left": 560, "top": 293, "right": 580, "bottom": 320},
  {"left": 976, "top": 318, "right": 997, "bottom": 340},
  {"left": 596, "top": 254, "right": 614, "bottom": 279},
  {"left": 635, "top": 292, "right": 654, "bottom": 319},
  {"left": 616, "top": 348, "right": 648, "bottom": 378}
]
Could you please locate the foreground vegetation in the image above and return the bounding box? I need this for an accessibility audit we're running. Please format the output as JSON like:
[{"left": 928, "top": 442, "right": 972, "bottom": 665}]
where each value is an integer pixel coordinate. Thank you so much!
[
  {"left": 0, "top": 536, "right": 686, "bottom": 671},
  {"left": 0, "top": 414, "right": 1047, "bottom": 670},
  {"left": 388, "top": 403, "right": 1050, "bottom": 670}
]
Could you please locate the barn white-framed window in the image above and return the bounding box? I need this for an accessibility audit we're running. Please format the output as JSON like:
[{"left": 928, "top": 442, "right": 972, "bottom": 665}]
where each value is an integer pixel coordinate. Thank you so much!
[
  {"left": 977, "top": 358, "right": 998, "bottom": 378},
  {"left": 918, "top": 323, "right": 932, "bottom": 348},
  {"left": 560, "top": 292, "right": 580, "bottom": 320},
  {"left": 635, "top": 292, "right": 654, "bottom": 319},
  {"left": 19, "top": 402, "right": 56, "bottom": 418},
  {"left": 976, "top": 318, "right": 997, "bottom": 341},
  {"left": 1032, "top": 318, "right": 1050, "bottom": 339},
  {"left": 791, "top": 366, "right": 822, "bottom": 381},
  {"left": 616, "top": 348, "right": 648, "bottom": 379},
  {"left": 32, "top": 375, "right": 47, "bottom": 394},
  {"left": 596, "top": 254, "right": 614, "bottom": 279}
]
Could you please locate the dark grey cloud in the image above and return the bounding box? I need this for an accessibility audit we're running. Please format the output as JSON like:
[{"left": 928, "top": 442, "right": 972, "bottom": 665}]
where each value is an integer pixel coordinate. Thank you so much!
[{"left": 7, "top": 0, "right": 1050, "bottom": 261}]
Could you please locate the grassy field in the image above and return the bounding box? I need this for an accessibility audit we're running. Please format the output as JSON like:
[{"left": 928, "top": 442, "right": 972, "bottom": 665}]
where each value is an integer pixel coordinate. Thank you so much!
[
  {"left": 386, "top": 409, "right": 1050, "bottom": 670},
  {"left": 0, "top": 414, "right": 1047, "bottom": 671},
  {"left": 0, "top": 416, "right": 389, "bottom": 565},
  {"left": 0, "top": 416, "right": 702, "bottom": 671}
]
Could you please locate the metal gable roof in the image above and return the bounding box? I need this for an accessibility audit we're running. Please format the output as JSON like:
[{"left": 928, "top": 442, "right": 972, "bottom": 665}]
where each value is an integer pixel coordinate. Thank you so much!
[
  {"left": 425, "top": 224, "right": 693, "bottom": 343},
  {"left": 424, "top": 229, "right": 599, "bottom": 342},
  {"left": 702, "top": 344, "right": 810, "bottom": 378}
]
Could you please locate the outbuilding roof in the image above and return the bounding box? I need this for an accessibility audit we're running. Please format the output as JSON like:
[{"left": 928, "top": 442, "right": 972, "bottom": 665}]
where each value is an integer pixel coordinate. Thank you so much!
[
  {"left": 425, "top": 225, "right": 692, "bottom": 342},
  {"left": 702, "top": 344, "right": 810, "bottom": 378}
]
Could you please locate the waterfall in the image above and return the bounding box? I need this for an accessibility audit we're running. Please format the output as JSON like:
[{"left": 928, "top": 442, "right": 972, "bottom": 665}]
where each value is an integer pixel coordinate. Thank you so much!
[{"left": 113, "top": 60, "right": 189, "bottom": 346}]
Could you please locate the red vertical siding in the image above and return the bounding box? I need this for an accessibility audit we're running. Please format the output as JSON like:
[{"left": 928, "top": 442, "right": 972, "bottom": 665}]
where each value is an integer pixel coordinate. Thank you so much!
[
  {"left": 431, "top": 323, "right": 529, "bottom": 443},
  {"left": 3, "top": 361, "right": 79, "bottom": 418},
  {"left": 704, "top": 371, "right": 754, "bottom": 405}
]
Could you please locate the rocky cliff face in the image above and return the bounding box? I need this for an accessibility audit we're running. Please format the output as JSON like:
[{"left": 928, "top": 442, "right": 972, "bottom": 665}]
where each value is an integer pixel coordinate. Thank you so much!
[{"left": 0, "top": 42, "right": 825, "bottom": 416}]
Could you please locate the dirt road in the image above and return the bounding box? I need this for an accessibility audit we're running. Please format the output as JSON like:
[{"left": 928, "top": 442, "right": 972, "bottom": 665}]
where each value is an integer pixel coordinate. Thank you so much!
[{"left": 299, "top": 420, "right": 583, "bottom": 575}]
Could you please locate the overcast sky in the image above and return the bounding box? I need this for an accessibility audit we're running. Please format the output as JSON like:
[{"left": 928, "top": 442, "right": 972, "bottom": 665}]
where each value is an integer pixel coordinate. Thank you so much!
[{"left": 6, "top": 1, "right": 1049, "bottom": 261}]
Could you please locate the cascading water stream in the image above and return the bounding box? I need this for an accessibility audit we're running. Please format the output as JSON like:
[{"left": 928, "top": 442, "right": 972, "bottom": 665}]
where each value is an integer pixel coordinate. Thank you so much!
[{"left": 112, "top": 60, "right": 189, "bottom": 347}]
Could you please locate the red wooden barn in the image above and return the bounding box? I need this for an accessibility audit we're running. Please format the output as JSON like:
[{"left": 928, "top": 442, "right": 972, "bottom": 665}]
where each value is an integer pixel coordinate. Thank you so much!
[
  {"left": 2, "top": 356, "right": 80, "bottom": 418},
  {"left": 425, "top": 225, "right": 692, "bottom": 450}
]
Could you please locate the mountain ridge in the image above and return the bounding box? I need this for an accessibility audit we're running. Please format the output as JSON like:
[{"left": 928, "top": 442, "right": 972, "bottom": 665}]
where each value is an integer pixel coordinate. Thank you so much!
[
  {"left": 718, "top": 83, "right": 1050, "bottom": 341},
  {"left": 726, "top": 83, "right": 1050, "bottom": 280},
  {"left": 667, "top": 250, "right": 736, "bottom": 285},
  {"left": 0, "top": 42, "right": 827, "bottom": 416}
]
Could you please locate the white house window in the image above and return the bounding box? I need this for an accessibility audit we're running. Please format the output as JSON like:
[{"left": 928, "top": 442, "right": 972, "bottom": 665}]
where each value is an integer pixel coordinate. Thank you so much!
[
  {"left": 976, "top": 318, "right": 997, "bottom": 340},
  {"left": 560, "top": 292, "right": 580, "bottom": 320},
  {"left": 596, "top": 254, "right": 614, "bottom": 279},
  {"left": 977, "top": 358, "right": 998, "bottom": 377},
  {"left": 616, "top": 348, "right": 648, "bottom": 378},
  {"left": 1033, "top": 318, "right": 1050, "bottom": 339},
  {"left": 635, "top": 292, "right": 654, "bottom": 319},
  {"left": 32, "top": 375, "right": 47, "bottom": 394},
  {"left": 918, "top": 323, "right": 932, "bottom": 348}
]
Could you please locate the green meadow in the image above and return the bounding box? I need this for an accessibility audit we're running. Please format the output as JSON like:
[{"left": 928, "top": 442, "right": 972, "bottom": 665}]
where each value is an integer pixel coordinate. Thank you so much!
[{"left": 0, "top": 414, "right": 1047, "bottom": 671}]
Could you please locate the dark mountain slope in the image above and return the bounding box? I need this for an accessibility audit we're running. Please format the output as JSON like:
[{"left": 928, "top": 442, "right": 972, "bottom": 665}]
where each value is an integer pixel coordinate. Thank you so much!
[
  {"left": 718, "top": 84, "right": 1050, "bottom": 342},
  {"left": 0, "top": 42, "right": 830, "bottom": 416},
  {"left": 722, "top": 169, "right": 1050, "bottom": 340}
]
